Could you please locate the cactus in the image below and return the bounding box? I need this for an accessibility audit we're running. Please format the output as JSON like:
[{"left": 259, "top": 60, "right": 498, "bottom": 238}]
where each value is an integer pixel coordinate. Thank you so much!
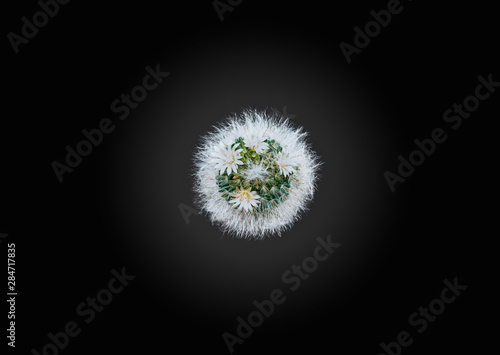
[{"left": 193, "top": 109, "right": 321, "bottom": 239}]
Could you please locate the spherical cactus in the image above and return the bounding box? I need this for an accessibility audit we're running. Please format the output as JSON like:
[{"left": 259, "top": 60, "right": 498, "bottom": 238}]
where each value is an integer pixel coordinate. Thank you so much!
[{"left": 193, "top": 109, "right": 321, "bottom": 239}]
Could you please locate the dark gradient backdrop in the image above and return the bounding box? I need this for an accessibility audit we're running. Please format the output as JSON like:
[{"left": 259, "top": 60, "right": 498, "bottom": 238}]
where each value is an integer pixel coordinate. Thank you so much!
[
  {"left": 2, "top": 1, "right": 498, "bottom": 354},
  {"left": 103, "top": 30, "right": 396, "bottom": 318}
]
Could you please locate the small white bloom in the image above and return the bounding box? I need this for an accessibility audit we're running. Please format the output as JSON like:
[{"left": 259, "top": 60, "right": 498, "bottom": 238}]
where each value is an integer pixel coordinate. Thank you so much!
[
  {"left": 210, "top": 142, "right": 244, "bottom": 175},
  {"left": 244, "top": 133, "right": 269, "bottom": 154},
  {"left": 229, "top": 187, "right": 261, "bottom": 212},
  {"left": 275, "top": 151, "right": 297, "bottom": 177}
]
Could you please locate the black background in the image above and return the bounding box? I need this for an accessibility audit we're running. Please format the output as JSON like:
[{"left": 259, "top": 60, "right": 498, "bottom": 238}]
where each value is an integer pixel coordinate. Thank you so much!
[{"left": 2, "top": 0, "right": 497, "bottom": 354}]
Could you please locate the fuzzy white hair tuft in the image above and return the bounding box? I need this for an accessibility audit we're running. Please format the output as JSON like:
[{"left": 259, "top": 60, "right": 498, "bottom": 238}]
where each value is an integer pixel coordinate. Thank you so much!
[{"left": 192, "top": 108, "right": 321, "bottom": 239}]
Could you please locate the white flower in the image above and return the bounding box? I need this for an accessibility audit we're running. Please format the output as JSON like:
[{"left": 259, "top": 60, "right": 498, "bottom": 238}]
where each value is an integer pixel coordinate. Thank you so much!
[
  {"left": 275, "top": 152, "right": 297, "bottom": 177},
  {"left": 244, "top": 133, "right": 269, "bottom": 154},
  {"left": 229, "top": 187, "right": 261, "bottom": 212},
  {"left": 210, "top": 142, "right": 244, "bottom": 175}
]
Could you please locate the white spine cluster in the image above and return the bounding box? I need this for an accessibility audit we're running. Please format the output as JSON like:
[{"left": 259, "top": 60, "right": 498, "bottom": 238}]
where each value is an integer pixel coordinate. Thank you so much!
[{"left": 193, "top": 109, "right": 321, "bottom": 239}]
